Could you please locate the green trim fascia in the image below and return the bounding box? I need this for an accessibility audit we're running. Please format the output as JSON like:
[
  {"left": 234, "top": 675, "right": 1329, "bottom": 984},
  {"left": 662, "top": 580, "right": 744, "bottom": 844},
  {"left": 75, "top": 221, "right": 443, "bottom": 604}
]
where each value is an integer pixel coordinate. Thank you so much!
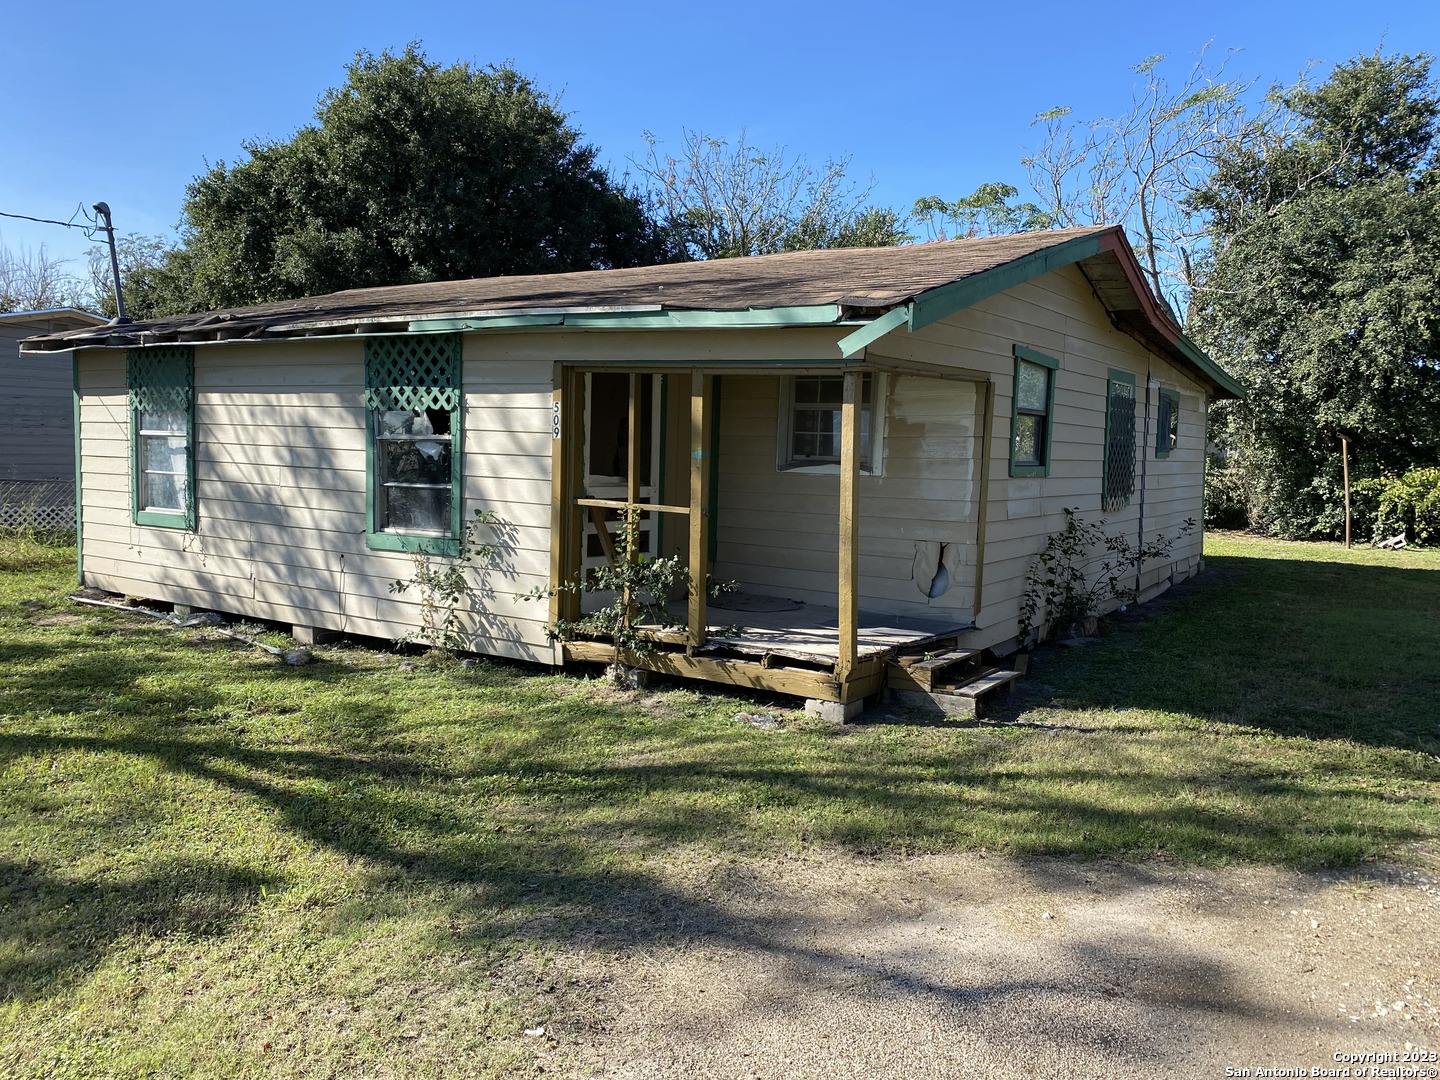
[
  {"left": 837, "top": 305, "right": 912, "bottom": 358},
  {"left": 1155, "top": 388, "right": 1181, "bottom": 458},
  {"left": 365, "top": 408, "right": 377, "bottom": 539},
  {"left": 1009, "top": 348, "right": 1057, "bottom": 479},
  {"left": 1175, "top": 333, "right": 1245, "bottom": 399},
  {"left": 72, "top": 355, "right": 83, "bottom": 584},
  {"left": 409, "top": 305, "right": 844, "bottom": 335},
  {"left": 450, "top": 400, "right": 464, "bottom": 542},
  {"left": 909, "top": 234, "right": 1105, "bottom": 333},
  {"left": 656, "top": 374, "right": 668, "bottom": 557},
  {"left": 1012, "top": 344, "right": 1060, "bottom": 370},
  {"left": 365, "top": 532, "right": 462, "bottom": 557},
  {"left": 708, "top": 375, "right": 722, "bottom": 563}
]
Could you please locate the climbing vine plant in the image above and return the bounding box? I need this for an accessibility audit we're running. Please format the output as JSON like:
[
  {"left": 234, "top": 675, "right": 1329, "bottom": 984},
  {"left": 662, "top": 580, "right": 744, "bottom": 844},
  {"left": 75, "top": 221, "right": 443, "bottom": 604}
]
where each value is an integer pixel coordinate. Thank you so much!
[
  {"left": 1018, "top": 509, "right": 1195, "bottom": 645},
  {"left": 388, "top": 507, "right": 503, "bottom": 652}
]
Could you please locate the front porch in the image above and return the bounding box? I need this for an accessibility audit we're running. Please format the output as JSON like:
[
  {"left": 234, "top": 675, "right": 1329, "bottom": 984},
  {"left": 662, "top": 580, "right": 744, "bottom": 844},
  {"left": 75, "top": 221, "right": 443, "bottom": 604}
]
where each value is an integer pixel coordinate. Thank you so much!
[{"left": 548, "top": 360, "right": 997, "bottom": 707}]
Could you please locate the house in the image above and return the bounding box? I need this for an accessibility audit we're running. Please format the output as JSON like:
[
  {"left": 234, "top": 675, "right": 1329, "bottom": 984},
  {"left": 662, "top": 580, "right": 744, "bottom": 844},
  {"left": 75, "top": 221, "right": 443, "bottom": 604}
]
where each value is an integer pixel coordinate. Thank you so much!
[
  {"left": 0, "top": 307, "right": 108, "bottom": 528},
  {"left": 22, "top": 225, "right": 1240, "bottom": 717}
]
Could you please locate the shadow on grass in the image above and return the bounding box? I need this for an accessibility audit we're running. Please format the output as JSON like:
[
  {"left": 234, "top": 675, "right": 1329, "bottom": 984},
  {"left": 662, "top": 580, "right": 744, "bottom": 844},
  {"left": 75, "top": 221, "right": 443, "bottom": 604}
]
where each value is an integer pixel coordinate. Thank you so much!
[
  {"left": 0, "top": 857, "right": 284, "bottom": 1003},
  {"left": 988, "top": 553, "right": 1440, "bottom": 755},
  {"left": 0, "top": 554, "right": 1435, "bottom": 1032}
]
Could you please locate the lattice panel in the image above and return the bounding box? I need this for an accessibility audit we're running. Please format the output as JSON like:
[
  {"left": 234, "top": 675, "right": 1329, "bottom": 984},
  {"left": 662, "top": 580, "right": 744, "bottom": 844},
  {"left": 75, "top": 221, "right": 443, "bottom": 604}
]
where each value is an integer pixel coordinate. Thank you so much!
[
  {"left": 0, "top": 481, "right": 76, "bottom": 529},
  {"left": 364, "top": 335, "right": 460, "bottom": 413},
  {"left": 1104, "top": 380, "right": 1137, "bottom": 513},
  {"left": 128, "top": 347, "right": 194, "bottom": 414}
]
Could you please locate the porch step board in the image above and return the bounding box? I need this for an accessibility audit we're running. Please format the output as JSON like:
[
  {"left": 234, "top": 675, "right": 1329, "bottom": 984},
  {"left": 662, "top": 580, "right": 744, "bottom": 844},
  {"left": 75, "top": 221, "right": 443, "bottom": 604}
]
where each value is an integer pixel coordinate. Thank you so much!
[
  {"left": 952, "top": 668, "right": 1020, "bottom": 699},
  {"left": 886, "top": 666, "right": 1020, "bottom": 719},
  {"left": 887, "top": 648, "right": 980, "bottom": 691}
]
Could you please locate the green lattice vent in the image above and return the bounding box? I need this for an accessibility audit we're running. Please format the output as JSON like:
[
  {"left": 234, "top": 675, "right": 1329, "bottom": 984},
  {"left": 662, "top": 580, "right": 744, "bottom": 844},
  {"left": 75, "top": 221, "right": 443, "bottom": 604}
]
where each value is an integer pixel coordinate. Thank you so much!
[
  {"left": 1104, "top": 379, "right": 1137, "bottom": 513},
  {"left": 364, "top": 335, "right": 460, "bottom": 413},
  {"left": 128, "top": 347, "right": 194, "bottom": 414}
]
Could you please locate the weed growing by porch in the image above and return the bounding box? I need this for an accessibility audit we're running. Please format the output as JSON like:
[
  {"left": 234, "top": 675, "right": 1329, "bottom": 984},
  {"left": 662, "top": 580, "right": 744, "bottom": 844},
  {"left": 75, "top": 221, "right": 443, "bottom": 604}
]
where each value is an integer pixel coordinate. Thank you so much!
[{"left": 0, "top": 535, "right": 1436, "bottom": 1076}]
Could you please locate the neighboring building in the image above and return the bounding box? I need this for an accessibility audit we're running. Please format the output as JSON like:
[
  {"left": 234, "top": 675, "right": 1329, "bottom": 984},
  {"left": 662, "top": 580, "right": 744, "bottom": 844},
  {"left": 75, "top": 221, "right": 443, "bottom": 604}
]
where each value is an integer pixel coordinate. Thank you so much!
[
  {"left": 24, "top": 226, "right": 1240, "bottom": 714},
  {"left": 1, "top": 308, "right": 108, "bottom": 528}
]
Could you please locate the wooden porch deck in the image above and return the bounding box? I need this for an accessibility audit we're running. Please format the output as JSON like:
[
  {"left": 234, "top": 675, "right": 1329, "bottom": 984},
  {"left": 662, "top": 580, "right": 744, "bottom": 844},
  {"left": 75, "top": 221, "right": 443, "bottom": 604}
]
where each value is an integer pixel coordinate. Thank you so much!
[{"left": 656, "top": 600, "right": 972, "bottom": 669}]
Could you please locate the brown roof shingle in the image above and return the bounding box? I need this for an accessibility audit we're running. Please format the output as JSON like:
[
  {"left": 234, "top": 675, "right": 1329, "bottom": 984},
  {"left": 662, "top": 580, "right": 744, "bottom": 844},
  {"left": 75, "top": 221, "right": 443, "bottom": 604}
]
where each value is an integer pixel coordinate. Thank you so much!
[{"left": 26, "top": 226, "right": 1115, "bottom": 350}]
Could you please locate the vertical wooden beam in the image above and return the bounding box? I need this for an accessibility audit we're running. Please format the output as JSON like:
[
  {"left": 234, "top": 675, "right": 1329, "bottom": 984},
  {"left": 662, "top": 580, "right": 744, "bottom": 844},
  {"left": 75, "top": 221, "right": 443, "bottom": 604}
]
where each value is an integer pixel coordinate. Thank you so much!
[
  {"left": 549, "top": 366, "right": 584, "bottom": 627},
  {"left": 836, "top": 370, "right": 861, "bottom": 683},
  {"left": 623, "top": 373, "right": 642, "bottom": 620},
  {"left": 688, "top": 371, "right": 713, "bottom": 648},
  {"left": 549, "top": 363, "right": 567, "bottom": 629},
  {"left": 972, "top": 379, "right": 995, "bottom": 619}
]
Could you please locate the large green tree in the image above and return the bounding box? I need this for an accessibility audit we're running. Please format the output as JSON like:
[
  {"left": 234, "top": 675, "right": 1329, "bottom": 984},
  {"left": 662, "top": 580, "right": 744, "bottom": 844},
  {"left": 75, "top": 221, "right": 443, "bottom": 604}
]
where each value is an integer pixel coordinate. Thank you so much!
[
  {"left": 1190, "top": 52, "right": 1440, "bottom": 538},
  {"left": 133, "top": 46, "right": 676, "bottom": 316}
]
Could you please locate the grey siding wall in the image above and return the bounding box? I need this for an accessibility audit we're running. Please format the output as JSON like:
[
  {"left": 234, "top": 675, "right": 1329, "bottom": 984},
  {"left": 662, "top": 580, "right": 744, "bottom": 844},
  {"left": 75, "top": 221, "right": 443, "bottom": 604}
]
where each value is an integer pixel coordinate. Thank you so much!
[
  {"left": 0, "top": 325, "right": 75, "bottom": 482},
  {"left": 76, "top": 337, "right": 555, "bottom": 662}
]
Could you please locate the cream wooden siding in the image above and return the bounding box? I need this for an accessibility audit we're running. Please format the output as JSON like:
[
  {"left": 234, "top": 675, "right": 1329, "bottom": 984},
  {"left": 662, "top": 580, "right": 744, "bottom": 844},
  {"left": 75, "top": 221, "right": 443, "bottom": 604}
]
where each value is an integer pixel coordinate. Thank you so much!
[
  {"left": 711, "top": 373, "right": 979, "bottom": 621},
  {"left": 75, "top": 337, "right": 554, "bottom": 662},
  {"left": 869, "top": 262, "right": 1208, "bottom": 651}
]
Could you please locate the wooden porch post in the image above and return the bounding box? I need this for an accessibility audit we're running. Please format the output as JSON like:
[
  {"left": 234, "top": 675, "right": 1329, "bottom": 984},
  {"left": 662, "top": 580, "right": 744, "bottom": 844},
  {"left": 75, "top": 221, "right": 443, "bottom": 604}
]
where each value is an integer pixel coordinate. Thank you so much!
[
  {"left": 688, "top": 371, "right": 713, "bottom": 648},
  {"left": 837, "top": 370, "right": 861, "bottom": 683},
  {"left": 549, "top": 365, "right": 584, "bottom": 627},
  {"left": 972, "top": 378, "right": 995, "bottom": 619}
]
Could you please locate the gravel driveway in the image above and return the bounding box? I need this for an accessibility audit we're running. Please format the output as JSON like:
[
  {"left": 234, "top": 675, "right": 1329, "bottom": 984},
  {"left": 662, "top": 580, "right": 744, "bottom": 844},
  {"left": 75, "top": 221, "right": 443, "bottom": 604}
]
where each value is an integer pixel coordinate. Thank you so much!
[{"left": 537, "top": 851, "right": 1438, "bottom": 1079}]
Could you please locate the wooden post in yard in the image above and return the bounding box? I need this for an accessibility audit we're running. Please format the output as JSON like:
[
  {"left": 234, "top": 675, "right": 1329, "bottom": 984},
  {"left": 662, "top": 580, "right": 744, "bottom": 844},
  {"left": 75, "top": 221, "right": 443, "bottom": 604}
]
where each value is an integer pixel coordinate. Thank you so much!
[
  {"left": 688, "top": 371, "right": 713, "bottom": 649},
  {"left": 836, "top": 371, "right": 861, "bottom": 684},
  {"left": 1341, "top": 435, "right": 1351, "bottom": 549}
]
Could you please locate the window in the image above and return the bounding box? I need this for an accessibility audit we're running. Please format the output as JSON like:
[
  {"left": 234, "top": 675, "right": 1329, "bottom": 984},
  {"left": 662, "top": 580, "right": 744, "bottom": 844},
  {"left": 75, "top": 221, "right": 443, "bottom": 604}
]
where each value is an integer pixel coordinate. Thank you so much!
[
  {"left": 1010, "top": 345, "right": 1059, "bottom": 477},
  {"left": 779, "top": 373, "right": 880, "bottom": 471},
  {"left": 364, "top": 335, "right": 462, "bottom": 554},
  {"left": 1156, "top": 389, "right": 1180, "bottom": 458},
  {"left": 128, "top": 346, "right": 195, "bottom": 529},
  {"left": 1103, "top": 369, "right": 1137, "bottom": 512}
]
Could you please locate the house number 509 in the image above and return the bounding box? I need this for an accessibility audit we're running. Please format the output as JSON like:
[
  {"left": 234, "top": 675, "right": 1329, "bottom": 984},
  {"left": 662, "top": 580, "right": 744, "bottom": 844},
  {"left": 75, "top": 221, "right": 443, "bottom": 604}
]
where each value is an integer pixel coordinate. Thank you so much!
[{"left": 551, "top": 401, "right": 562, "bottom": 439}]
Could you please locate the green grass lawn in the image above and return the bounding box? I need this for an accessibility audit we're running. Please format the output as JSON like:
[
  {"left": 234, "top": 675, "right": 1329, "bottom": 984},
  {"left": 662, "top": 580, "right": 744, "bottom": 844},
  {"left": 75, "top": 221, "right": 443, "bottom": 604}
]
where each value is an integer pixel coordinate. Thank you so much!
[{"left": 0, "top": 531, "right": 1436, "bottom": 1077}]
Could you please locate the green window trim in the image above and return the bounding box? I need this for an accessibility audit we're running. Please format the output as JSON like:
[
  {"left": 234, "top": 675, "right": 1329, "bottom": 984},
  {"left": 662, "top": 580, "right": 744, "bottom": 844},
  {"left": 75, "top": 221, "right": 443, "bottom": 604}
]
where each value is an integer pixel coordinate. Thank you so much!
[
  {"left": 1103, "top": 368, "right": 1137, "bottom": 513},
  {"left": 1009, "top": 345, "right": 1059, "bottom": 478},
  {"left": 128, "top": 346, "right": 196, "bottom": 531},
  {"left": 364, "top": 334, "right": 463, "bottom": 556},
  {"left": 1155, "top": 388, "right": 1180, "bottom": 458}
]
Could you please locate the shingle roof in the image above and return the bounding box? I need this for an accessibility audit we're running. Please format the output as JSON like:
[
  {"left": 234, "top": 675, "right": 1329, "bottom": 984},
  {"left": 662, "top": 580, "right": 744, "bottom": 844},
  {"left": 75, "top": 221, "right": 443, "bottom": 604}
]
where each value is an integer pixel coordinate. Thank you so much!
[
  {"left": 17, "top": 224, "right": 1240, "bottom": 397},
  {"left": 23, "top": 226, "right": 1113, "bottom": 349}
]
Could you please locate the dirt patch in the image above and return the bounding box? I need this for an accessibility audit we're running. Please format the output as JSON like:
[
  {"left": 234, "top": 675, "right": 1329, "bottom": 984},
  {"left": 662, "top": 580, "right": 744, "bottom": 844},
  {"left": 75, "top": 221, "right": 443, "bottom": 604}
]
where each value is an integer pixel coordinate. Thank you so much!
[
  {"left": 539, "top": 851, "right": 1438, "bottom": 1079},
  {"left": 31, "top": 613, "right": 86, "bottom": 626}
]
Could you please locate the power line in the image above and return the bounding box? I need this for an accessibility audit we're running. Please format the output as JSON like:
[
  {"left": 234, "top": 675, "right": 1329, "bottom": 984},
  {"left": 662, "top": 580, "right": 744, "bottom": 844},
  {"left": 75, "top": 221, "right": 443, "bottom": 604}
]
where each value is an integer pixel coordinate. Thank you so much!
[{"left": 0, "top": 205, "right": 101, "bottom": 238}]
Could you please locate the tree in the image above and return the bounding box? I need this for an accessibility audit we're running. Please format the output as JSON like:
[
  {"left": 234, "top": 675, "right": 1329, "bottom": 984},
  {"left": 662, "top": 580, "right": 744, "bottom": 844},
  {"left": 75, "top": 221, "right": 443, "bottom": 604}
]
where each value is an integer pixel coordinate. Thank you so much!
[
  {"left": 86, "top": 233, "right": 176, "bottom": 321},
  {"left": 1190, "top": 52, "right": 1440, "bottom": 539},
  {"left": 914, "top": 49, "right": 1273, "bottom": 315},
  {"left": 637, "top": 129, "right": 911, "bottom": 259},
  {"left": 140, "top": 45, "right": 676, "bottom": 315},
  {"left": 0, "top": 241, "right": 88, "bottom": 313},
  {"left": 912, "top": 183, "right": 1055, "bottom": 240}
]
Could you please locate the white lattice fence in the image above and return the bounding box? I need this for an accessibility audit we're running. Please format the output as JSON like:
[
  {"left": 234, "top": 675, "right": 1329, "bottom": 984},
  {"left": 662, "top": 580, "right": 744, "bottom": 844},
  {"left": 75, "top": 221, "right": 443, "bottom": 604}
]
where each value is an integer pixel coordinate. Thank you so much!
[{"left": 0, "top": 481, "right": 77, "bottom": 529}]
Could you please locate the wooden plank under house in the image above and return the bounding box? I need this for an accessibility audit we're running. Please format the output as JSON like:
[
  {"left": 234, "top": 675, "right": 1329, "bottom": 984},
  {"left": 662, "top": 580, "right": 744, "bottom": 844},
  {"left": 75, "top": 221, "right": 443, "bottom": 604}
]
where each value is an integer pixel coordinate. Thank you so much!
[{"left": 23, "top": 226, "right": 1241, "bottom": 717}]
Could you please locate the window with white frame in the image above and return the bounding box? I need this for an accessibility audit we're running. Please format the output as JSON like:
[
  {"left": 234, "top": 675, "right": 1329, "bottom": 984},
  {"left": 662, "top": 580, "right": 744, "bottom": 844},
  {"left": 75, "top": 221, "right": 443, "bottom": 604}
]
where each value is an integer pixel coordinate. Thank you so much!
[{"left": 778, "top": 373, "right": 881, "bottom": 471}]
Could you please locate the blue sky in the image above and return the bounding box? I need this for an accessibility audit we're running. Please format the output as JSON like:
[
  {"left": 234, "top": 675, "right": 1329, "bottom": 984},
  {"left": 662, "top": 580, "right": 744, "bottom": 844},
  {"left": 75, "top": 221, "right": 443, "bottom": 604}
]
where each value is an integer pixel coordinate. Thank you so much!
[{"left": 2, "top": 0, "right": 1436, "bottom": 278}]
